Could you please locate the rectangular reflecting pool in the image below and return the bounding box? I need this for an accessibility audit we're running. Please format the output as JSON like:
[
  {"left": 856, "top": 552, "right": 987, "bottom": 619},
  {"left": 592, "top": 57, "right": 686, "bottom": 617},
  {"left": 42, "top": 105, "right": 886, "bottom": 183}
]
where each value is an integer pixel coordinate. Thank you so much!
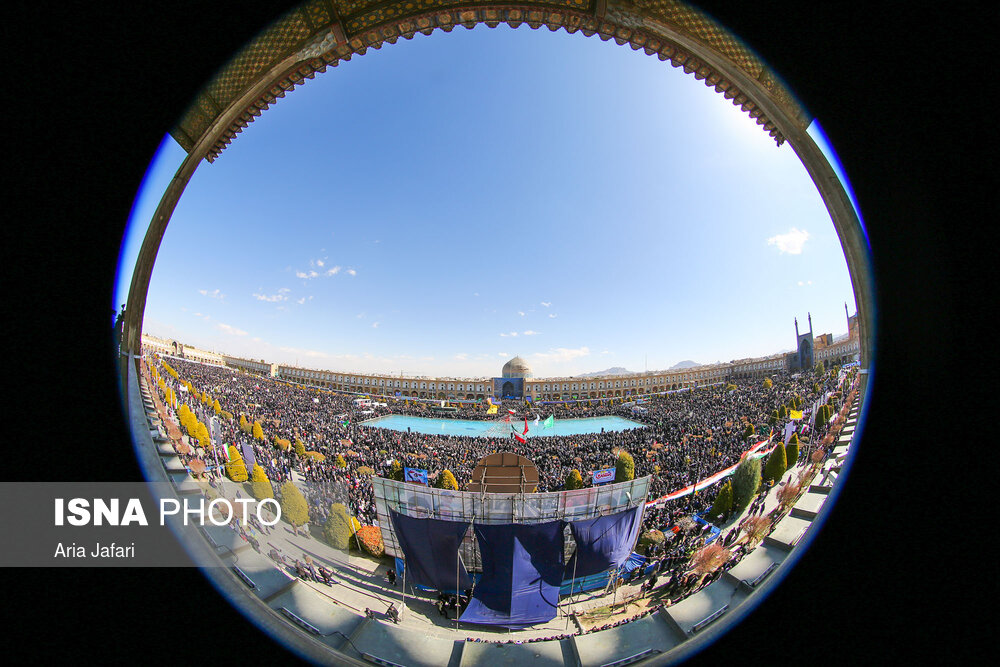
[{"left": 359, "top": 414, "right": 646, "bottom": 438}]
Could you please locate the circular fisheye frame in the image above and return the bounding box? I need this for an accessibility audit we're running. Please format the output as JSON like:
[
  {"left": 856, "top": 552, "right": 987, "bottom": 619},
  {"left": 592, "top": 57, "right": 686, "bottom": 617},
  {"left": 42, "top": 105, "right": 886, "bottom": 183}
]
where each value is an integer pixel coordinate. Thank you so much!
[{"left": 117, "top": 2, "right": 873, "bottom": 665}]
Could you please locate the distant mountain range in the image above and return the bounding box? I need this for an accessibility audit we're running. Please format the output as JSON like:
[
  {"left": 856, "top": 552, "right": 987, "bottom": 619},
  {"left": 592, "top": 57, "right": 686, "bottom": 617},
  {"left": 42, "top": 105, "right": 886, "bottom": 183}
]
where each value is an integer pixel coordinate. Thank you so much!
[
  {"left": 577, "top": 360, "right": 702, "bottom": 377},
  {"left": 577, "top": 367, "right": 634, "bottom": 377}
]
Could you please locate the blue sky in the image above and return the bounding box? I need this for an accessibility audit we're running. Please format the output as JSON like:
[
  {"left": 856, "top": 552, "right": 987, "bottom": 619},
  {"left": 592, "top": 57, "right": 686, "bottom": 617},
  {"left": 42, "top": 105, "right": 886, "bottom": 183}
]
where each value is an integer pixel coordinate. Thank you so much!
[{"left": 117, "top": 24, "right": 856, "bottom": 379}]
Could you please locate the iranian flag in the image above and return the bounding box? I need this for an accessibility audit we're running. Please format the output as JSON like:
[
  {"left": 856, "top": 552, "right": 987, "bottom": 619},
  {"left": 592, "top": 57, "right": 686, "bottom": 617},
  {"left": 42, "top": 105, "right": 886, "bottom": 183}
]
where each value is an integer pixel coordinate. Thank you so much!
[
  {"left": 511, "top": 426, "right": 527, "bottom": 443},
  {"left": 507, "top": 409, "right": 516, "bottom": 415},
  {"left": 523, "top": 418, "right": 529, "bottom": 435}
]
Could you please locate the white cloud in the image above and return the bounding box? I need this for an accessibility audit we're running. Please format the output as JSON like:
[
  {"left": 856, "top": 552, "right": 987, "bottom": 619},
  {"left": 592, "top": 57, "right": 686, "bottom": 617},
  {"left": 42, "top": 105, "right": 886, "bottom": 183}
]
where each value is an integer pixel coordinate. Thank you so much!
[
  {"left": 316, "top": 259, "right": 324, "bottom": 267},
  {"left": 216, "top": 323, "right": 248, "bottom": 336},
  {"left": 473, "top": 292, "right": 480, "bottom": 297},
  {"left": 454, "top": 353, "right": 469, "bottom": 360},
  {"left": 326, "top": 266, "right": 341, "bottom": 276},
  {"left": 541, "top": 302, "right": 551, "bottom": 307},
  {"left": 500, "top": 332, "right": 518, "bottom": 337},
  {"left": 533, "top": 346, "right": 590, "bottom": 362},
  {"left": 295, "top": 270, "right": 319, "bottom": 279},
  {"left": 548, "top": 313, "right": 557, "bottom": 318},
  {"left": 523, "top": 330, "right": 540, "bottom": 336},
  {"left": 797, "top": 280, "right": 814, "bottom": 286},
  {"left": 767, "top": 227, "right": 810, "bottom": 254},
  {"left": 356, "top": 312, "right": 366, "bottom": 319},
  {"left": 278, "top": 287, "right": 290, "bottom": 293},
  {"left": 253, "top": 291, "right": 288, "bottom": 303},
  {"left": 347, "top": 269, "right": 357, "bottom": 276},
  {"left": 518, "top": 311, "right": 525, "bottom": 317},
  {"left": 372, "top": 322, "right": 379, "bottom": 328},
  {"left": 199, "top": 288, "right": 225, "bottom": 300}
]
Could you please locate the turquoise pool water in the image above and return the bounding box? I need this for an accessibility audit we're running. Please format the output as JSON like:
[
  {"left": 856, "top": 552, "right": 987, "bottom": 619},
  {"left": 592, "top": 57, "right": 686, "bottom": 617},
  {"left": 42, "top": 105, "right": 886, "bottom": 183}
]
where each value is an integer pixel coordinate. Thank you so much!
[{"left": 359, "top": 414, "right": 646, "bottom": 438}]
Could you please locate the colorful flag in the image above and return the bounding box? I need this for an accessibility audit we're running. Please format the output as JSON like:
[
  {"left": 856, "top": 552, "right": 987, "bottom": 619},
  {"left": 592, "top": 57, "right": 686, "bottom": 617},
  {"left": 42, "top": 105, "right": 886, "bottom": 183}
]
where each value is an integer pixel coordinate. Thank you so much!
[
  {"left": 486, "top": 404, "right": 498, "bottom": 415},
  {"left": 511, "top": 426, "right": 526, "bottom": 443},
  {"left": 543, "top": 415, "right": 554, "bottom": 429},
  {"left": 403, "top": 467, "right": 428, "bottom": 485},
  {"left": 523, "top": 418, "right": 529, "bottom": 435},
  {"left": 789, "top": 410, "right": 803, "bottom": 420},
  {"left": 507, "top": 409, "right": 516, "bottom": 415}
]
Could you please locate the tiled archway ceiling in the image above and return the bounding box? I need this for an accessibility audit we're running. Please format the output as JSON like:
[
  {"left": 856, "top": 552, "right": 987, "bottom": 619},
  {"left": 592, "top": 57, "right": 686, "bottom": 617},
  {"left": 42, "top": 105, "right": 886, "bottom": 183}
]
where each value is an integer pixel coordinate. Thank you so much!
[{"left": 170, "top": 0, "right": 808, "bottom": 163}]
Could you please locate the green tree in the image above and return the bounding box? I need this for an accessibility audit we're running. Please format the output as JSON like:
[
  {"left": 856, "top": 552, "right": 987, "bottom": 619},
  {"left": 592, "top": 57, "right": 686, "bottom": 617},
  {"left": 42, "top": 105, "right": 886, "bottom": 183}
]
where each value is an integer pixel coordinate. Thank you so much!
[
  {"left": 293, "top": 438, "right": 307, "bottom": 458},
  {"left": 763, "top": 443, "right": 787, "bottom": 485},
  {"left": 708, "top": 480, "right": 734, "bottom": 523},
  {"left": 322, "top": 502, "right": 354, "bottom": 549},
  {"left": 334, "top": 454, "right": 347, "bottom": 468},
  {"left": 778, "top": 405, "right": 787, "bottom": 420},
  {"left": 564, "top": 469, "right": 584, "bottom": 490},
  {"left": 279, "top": 482, "right": 310, "bottom": 535},
  {"left": 249, "top": 463, "right": 274, "bottom": 501},
  {"left": 614, "top": 451, "right": 635, "bottom": 483},
  {"left": 225, "top": 445, "right": 248, "bottom": 482},
  {"left": 213, "top": 398, "right": 222, "bottom": 415},
  {"left": 252, "top": 420, "right": 264, "bottom": 441},
  {"left": 239, "top": 414, "right": 250, "bottom": 434},
  {"left": 731, "top": 456, "right": 761, "bottom": 514},
  {"left": 743, "top": 423, "right": 755, "bottom": 439},
  {"left": 388, "top": 460, "right": 404, "bottom": 482},
  {"left": 763, "top": 377, "right": 773, "bottom": 389},
  {"left": 785, "top": 439, "right": 800, "bottom": 472}
]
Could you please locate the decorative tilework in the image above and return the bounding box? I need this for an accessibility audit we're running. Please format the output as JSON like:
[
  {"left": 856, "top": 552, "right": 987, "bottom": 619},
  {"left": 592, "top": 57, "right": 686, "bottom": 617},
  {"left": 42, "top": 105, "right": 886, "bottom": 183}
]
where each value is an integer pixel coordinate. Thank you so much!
[
  {"left": 179, "top": 0, "right": 800, "bottom": 160},
  {"left": 344, "top": 0, "right": 589, "bottom": 34}
]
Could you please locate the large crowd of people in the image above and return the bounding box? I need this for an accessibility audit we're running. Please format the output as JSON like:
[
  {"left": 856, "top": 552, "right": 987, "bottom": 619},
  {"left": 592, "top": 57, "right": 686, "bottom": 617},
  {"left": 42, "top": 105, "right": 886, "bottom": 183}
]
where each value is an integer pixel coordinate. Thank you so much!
[
  {"left": 146, "top": 353, "right": 854, "bottom": 638},
  {"left": 153, "top": 355, "right": 842, "bottom": 536}
]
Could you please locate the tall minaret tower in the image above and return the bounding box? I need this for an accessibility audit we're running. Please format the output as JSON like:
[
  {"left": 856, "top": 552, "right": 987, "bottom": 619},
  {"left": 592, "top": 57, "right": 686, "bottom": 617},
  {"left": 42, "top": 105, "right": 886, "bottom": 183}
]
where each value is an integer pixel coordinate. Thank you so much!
[
  {"left": 795, "top": 317, "right": 799, "bottom": 338},
  {"left": 808, "top": 312, "right": 813, "bottom": 335}
]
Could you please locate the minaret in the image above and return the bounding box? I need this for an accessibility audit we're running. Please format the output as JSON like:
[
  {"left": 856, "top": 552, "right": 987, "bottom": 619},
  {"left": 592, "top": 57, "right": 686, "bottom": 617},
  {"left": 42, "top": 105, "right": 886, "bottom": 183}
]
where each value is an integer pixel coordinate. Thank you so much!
[
  {"left": 808, "top": 312, "right": 813, "bottom": 335},
  {"left": 795, "top": 317, "right": 799, "bottom": 338},
  {"left": 845, "top": 302, "right": 850, "bottom": 334}
]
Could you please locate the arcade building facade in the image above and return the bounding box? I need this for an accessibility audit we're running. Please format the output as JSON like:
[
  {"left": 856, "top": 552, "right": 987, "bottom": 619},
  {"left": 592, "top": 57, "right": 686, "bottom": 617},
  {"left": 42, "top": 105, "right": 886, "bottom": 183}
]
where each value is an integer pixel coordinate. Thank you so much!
[{"left": 142, "top": 307, "right": 859, "bottom": 403}]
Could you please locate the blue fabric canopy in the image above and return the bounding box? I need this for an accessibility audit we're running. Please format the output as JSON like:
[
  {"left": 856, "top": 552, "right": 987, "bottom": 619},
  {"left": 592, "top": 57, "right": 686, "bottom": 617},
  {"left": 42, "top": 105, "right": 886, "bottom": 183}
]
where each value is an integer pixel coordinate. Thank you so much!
[
  {"left": 389, "top": 509, "right": 472, "bottom": 592},
  {"left": 460, "top": 521, "right": 565, "bottom": 628},
  {"left": 566, "top": 505, "right": 644, "bottom": 578}
]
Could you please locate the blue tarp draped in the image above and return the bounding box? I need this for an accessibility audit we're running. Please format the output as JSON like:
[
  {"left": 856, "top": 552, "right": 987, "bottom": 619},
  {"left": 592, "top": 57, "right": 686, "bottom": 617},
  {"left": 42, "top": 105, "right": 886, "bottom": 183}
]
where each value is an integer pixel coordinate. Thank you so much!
[
  {"left": 559, "top": 552, "right": 646, "bottom": 595},
  {"left": 389, "top": 509, "right": 472, "bottom": 592},
  {"left": 692, "top": 512, "right": 722, "bottom": 544},
  {"left": 460, "top": 521, "right": 565, "bottom": 628},
  {"left": 566, "top": 506, "right": 644, "bottom": 578}
]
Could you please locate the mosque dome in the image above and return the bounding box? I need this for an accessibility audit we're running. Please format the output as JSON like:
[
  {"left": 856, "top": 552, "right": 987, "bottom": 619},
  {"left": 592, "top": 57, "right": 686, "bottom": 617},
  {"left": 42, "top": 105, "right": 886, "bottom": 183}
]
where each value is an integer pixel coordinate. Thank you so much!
[{"left": 501, "top": 356, "right": 533, "bottom": 378}]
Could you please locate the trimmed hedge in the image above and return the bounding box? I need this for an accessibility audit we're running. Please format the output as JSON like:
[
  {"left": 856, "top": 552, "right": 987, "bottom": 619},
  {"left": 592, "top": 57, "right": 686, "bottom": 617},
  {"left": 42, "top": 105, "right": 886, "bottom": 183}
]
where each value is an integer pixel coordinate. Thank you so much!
[
  {"left": 731, "top": 456, "right": 761, "bottom": 514},
  {"left": 707, "top": 480, "right": 733, "bottom": 523}
]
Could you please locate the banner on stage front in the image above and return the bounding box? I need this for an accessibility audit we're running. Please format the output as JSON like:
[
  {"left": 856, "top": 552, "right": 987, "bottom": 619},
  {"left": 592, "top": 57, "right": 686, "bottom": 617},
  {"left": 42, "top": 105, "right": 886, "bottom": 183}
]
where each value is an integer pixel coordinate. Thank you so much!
[
  {"left": 593, "top": 468, "right": 616, "bottom": 485},
  {"left": 404, "top": 467, "right": 428, "bottom": 485}
]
